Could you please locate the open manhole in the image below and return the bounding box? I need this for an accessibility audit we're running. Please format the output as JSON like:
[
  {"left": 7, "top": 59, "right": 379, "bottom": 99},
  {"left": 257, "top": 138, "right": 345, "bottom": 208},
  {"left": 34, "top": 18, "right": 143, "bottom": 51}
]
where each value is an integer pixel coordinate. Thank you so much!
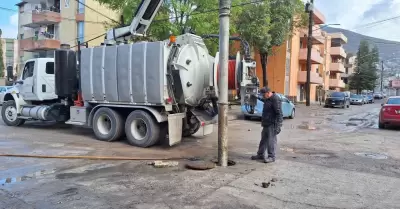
[{"left": 354, "top": 152, "right": 388, "bottom": 160}]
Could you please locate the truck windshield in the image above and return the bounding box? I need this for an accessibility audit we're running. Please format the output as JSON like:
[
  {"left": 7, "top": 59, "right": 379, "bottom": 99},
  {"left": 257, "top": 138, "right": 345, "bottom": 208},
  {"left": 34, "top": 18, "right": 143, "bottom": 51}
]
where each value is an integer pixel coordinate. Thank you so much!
[{"left": 386, "top": 98, "right": 400, "bottom": 105}]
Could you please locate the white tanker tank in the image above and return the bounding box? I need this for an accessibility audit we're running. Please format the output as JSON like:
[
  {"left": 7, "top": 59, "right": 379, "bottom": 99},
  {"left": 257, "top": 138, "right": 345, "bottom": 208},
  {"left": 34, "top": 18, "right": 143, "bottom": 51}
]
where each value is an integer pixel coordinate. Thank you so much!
[{"left": 80, "top": 33, "right": 217, "bottom": 109}]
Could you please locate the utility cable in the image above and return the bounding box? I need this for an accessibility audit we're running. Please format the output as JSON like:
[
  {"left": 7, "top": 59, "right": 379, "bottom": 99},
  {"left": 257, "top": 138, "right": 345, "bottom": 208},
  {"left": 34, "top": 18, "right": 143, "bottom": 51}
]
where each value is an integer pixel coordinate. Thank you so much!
[
  {"left": 75, "top": 0, "right": 120, "bottom": 24},
  {"left": 0, "top": 153, "right": 192, "bottom": 161}
]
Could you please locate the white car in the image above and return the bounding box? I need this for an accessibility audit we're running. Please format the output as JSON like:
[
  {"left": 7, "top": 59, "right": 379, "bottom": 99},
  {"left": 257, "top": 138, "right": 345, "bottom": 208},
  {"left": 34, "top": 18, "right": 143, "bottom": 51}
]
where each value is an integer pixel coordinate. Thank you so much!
[{"left": 0, "top": 86, "right": 13, "bottom": 105}]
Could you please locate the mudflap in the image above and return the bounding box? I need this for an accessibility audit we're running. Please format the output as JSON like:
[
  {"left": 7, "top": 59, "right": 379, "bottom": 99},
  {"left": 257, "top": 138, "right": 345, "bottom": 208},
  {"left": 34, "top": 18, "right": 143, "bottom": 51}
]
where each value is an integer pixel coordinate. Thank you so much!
[
  {"left": 190, "top": 109, "right": 217, "bottom": 136},
  {"left": 167, "top": 113, "right": 186, "bottom": 146}
]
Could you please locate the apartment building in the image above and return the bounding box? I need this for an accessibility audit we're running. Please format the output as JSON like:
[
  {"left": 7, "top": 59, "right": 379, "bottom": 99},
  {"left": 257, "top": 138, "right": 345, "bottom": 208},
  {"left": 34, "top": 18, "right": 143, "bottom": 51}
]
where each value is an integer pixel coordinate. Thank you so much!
[
  {"left": 16, "top": 0, "right": 117, "bottom": 70},
  {"left": 342, "top": 55, "right": 356, "bottom": 84},
  {"left": 250, "top": 8, "right": 328, "bottom": 103},
  {"left": 1, "top": 38, "right": 19, "bottom": 76},
  {"left": 328, "top": 33, "right": 347, "bottom": 91}
]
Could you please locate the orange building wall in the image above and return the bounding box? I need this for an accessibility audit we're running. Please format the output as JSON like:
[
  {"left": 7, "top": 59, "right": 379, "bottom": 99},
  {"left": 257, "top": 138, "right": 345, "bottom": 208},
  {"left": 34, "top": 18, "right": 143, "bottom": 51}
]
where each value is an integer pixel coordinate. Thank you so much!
[{"left": 254, "top": 44, "right": 287, "bottom": 94}]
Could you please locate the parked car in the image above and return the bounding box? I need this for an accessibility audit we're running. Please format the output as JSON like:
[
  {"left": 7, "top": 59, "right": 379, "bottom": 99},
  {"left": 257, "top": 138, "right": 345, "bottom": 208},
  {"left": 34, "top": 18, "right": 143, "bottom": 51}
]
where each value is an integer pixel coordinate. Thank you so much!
[
  {"left": 350, "top": 94, "right": 365, "bottom": 105},
  {"left": 366, "top": 94, "right": 374, "bottom": 103},
  {"left": 241, "top": 93, "right": 295, "bottom": 120},
  {"left": 324, "top": 91, "right": 350, "bottom": 108},
  {"left": 374, "top": 93, "right": 383, "bottom": 100},
  {"left": 0, "top": 86, "right": 13, "bottom": 105},
  {"left": 379, "top": 96, "right": 400, "bottom": 129}
]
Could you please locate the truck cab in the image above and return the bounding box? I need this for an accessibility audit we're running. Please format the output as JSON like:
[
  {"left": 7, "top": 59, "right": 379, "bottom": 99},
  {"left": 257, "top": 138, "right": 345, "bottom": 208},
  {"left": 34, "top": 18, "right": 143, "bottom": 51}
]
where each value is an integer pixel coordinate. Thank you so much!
[{"left": 13, "top": 58, "right": 57, "bottom": 102}]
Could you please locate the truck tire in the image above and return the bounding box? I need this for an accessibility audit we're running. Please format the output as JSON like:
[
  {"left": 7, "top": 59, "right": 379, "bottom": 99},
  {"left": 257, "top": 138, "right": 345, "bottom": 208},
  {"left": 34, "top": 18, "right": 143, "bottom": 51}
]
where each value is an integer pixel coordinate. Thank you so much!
[
  {"left": 1, "top": 100, "right": 25, "bottom": 126},
  {"left": 125, "top": 110, "right": 160, "bottom": 148},
  {"left": 92, "top": 107, "right": 124, "bottom": 142}
]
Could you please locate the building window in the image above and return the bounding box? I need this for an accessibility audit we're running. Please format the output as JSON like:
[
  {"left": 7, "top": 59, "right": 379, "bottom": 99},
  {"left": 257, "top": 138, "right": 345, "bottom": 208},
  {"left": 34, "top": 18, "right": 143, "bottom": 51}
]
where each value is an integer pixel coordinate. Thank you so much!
[
  {"left": 77, "top": 0, "right": 85, "bottom": 13},
  {"left": 77, "top": 22, "right": 85, "bottom": 44}
]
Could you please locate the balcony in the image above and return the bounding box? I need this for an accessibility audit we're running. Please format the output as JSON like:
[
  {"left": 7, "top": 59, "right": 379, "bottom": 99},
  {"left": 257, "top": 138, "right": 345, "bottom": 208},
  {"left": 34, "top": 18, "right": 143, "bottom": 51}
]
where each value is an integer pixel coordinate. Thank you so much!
[
  {"left": 330, "top": 47, "right": 346, "bottom": 58},
  {"left": 329, "top": 79, "right": 345, "bottom": 88},
  {"left": 299, "top": 48, "right": 323, "bottom": 64},
  {"left": 19, "top": 35, "right": 60, "bottom": 52},
  {"left": 20, "top": 9, "right": 61, "bottom": 28},
  {"left": 330, "top": 62, "right": 345, "bottom": 73},
  {"left": 313, "top": 8, "right": 326, "bottom": 25},
  {"left": 300, "top": 29, "right": 325, "bottom": 45},
  {"left": 298, "top": 71, "right": 323, "bottom": 84},
  {"left": 329, "top": 33, "right": 347, "bottom": 44}
]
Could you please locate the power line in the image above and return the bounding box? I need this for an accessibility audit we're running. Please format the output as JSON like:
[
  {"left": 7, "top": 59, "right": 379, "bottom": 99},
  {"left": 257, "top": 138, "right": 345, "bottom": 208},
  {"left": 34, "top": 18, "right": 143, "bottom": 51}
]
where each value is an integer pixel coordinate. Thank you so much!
[
  {"left": 75, "top": 0, "right": 119, "bottom": 24},
  {"left": 69, "top": 0, "right": 269, "bottom": 46}
]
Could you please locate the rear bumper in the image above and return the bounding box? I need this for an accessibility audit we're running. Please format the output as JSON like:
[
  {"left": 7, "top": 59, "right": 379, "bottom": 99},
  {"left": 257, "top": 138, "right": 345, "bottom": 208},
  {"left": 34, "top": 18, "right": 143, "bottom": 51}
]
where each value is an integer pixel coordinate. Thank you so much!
[{"left": 380, "top": 118, "right": 400, "bottom": 126}]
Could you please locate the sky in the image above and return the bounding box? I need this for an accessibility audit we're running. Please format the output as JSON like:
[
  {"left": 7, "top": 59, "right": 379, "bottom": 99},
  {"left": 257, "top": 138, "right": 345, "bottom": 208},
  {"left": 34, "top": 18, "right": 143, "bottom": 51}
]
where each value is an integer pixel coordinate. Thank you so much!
[{"left": 1, "top": 0, "right": 400, "bottom": 41}]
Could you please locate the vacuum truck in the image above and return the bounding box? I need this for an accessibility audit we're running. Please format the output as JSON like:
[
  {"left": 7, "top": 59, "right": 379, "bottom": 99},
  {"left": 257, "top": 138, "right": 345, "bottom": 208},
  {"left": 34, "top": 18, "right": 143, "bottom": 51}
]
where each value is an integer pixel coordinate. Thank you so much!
[{"left": 1, "top": 0, "right": 219, "bottom": 148}]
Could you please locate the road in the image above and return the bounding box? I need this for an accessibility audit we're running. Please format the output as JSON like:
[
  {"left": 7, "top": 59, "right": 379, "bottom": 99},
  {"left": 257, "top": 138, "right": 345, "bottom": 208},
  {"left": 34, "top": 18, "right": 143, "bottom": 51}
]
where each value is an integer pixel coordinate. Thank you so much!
[{"left": 0, "top": 102, "right": 399, "bottom": 209}]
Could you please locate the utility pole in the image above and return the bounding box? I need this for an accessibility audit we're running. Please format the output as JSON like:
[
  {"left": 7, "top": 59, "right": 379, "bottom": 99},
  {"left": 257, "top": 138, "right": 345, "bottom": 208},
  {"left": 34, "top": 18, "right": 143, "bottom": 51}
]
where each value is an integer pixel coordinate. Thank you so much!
[
  {"left": 380, "top": 60, "right": 384, "bottom": 92},
  {"left": 305, "top": 0, "right": 314, "bottom": 106},
  {"left": 218, "top": 0, "right": 230, "bottom": 167}
]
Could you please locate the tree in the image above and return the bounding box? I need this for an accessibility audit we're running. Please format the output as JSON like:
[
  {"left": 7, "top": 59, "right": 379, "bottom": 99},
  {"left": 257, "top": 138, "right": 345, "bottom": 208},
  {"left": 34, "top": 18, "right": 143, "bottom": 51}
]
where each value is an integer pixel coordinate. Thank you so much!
[
  {"left": 349, "top": 40, "right": 379, "bottom": 93},
  {"left": 94, "top": 0, "right": 242, "bottom": 55},
  {"left": 235, "top": 0, "right": 306, "bottom": 87},
  {"left": 0, "top": 29, "right": 4, "bottom": 78}
]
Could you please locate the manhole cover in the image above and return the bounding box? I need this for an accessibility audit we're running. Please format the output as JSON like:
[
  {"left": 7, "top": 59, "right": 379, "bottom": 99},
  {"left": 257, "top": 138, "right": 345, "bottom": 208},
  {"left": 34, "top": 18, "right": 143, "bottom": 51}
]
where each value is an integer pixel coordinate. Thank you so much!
[
  {"left": 354, "top": 152, "right": 388, "bottom": 159},
  {"left": 185, "top": 161, "right": 216, "bottom": 170}
]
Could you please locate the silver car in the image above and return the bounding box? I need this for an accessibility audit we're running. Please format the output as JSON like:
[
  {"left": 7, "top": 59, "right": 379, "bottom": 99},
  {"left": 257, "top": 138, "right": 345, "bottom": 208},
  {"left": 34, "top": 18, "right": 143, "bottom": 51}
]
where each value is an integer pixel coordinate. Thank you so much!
[{"left": 0, "top": 86, "right": 13, "bottom": 105}]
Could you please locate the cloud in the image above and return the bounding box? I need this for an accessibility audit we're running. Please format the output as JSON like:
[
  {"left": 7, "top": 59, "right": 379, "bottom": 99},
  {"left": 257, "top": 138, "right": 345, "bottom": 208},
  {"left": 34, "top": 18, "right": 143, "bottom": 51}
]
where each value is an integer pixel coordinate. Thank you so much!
[
  {"left": 0, "top": 13, "right": 18, "bottom": 39},
  {"left": 315, "top": 0, "right": 400, "bottom": 41},
  {"left": 10, "top": 13, "right": 18, "bottom": 27}
]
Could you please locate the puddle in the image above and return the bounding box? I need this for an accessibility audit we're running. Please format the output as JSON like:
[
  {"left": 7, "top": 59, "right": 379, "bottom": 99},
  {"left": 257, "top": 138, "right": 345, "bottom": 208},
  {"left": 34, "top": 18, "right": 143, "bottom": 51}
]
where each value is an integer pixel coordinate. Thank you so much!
[
  {"left": 0, "top": 169, "right": 56, "bottom": 186},
  {"left": 354, "top": 152, "right": 388, "bottom": 160},
  {"left": 308, "top": 153, "right": 332, "bottom": 158},
  {"left": 349, "top": 118, "right": 368, "bottom": 121}
]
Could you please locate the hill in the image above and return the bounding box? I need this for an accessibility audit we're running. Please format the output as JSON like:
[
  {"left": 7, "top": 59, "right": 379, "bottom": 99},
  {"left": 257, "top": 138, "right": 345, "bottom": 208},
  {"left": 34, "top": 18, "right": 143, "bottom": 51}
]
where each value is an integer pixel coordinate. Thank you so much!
[
  {"left": 323, "top": 27, "right": 400, "bottom": 60},
  {"left": 323, "top": 27, "right": 400, "bottom": 78}
]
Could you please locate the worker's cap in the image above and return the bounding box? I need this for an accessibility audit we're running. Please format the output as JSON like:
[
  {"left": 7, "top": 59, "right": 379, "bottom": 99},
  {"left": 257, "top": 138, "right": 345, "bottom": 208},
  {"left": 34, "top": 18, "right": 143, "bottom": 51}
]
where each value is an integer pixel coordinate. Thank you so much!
[{"left": 259, "top": 87, "right": 271, "bottom": 93}]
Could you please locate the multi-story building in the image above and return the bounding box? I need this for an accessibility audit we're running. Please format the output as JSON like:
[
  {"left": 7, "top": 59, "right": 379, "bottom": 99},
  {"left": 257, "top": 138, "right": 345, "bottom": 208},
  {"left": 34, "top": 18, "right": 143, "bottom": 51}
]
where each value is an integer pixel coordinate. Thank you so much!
[
  {"left": 328, "top": 32, "right": 347, "bottom": 91},
  {"left": 342, "top": 55, "right": 356, "bottom": 84},
  {"left": 1, "top": 38, "right": 19, "bottom": 77},
  {"left": 16, "top": 0, "right": 117, "bottom": 71},
  {"left": 251, "top": 8, "right": 328, "bottom": 103},
  {"left": 233, "top": 7, "right": 350, "bottom": 103}
]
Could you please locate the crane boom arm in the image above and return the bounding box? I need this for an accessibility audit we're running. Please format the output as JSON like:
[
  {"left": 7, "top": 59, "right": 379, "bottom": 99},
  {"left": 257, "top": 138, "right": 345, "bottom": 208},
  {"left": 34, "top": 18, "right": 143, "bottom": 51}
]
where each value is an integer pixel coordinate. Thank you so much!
[{"left": 105, "top": 0, "right": 163, "bottom": 44}]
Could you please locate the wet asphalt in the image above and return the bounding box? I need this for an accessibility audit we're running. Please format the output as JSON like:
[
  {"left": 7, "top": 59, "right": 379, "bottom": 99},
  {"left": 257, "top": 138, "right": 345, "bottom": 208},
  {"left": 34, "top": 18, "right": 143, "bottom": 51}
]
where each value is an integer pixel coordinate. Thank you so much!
[{"left": 0, "top": 101, "right": 399, "bottom": 209}]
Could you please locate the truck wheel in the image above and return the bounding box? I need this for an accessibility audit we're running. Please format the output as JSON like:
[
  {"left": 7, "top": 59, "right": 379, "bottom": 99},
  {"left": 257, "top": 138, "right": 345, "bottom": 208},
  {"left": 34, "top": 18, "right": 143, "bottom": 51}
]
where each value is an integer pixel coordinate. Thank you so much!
[
  {"left": 92, "top": 107, "right": 124, "bottom": 142},
  {"left": 125, "top": 110, "right": 160, "bottom": 148},
  {"left": 1, "top": 100, "right": 25, "bottom": 126}
]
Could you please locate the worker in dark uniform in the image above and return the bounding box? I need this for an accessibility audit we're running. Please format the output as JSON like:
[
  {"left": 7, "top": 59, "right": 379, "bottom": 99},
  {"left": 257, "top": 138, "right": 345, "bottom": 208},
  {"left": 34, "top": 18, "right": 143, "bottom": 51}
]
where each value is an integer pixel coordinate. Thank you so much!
[{"left": 251, "top": 87, "right": 283, "bottom": 163}]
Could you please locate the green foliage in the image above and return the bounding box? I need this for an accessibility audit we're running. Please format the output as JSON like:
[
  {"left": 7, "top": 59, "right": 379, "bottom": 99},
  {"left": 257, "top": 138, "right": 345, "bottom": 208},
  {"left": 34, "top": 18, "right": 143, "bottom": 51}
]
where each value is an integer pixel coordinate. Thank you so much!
[
  {"left": 235, "top": 0, "right": 305, "bottom": 54},
  {"left": 0, "top": 29, "right": 4, "bottom": 78},
  {"left": 95, "top": 0, "right": 244, "bottom": 55},
  {"left": 349, "top": 40, "right": 379, "bottom": 93}
]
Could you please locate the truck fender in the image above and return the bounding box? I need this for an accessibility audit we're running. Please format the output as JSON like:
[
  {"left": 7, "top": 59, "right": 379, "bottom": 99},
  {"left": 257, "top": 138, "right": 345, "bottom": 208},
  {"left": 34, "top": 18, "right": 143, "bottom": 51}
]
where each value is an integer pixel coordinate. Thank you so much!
[
  {"left": 3, "top": 93, "right": 27, "bottom": 113},
  {"left": 87, "top": 104, "right": 168, "bottom": 127}
]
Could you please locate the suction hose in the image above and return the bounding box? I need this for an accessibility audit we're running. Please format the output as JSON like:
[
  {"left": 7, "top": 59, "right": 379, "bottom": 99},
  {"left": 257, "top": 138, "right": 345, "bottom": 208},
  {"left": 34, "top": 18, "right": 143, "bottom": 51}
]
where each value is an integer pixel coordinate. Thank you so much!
[{"left": 0, "top": 154, "right": 192, "bottom": 161}]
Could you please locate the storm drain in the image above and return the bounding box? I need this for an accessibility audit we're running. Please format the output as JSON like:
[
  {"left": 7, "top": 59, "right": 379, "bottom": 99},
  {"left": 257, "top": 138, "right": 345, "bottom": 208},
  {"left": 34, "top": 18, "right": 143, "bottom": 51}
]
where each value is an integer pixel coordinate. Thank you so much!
[{"left": 354, "top": 152, "right": 388, "bottom": 160}]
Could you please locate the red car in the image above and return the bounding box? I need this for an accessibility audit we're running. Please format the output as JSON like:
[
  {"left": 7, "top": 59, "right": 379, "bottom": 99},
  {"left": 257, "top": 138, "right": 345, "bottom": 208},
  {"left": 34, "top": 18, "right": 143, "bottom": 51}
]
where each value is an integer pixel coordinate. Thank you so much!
[{"left": 379, "top": 96, "right": 400, "bottom": 129}]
